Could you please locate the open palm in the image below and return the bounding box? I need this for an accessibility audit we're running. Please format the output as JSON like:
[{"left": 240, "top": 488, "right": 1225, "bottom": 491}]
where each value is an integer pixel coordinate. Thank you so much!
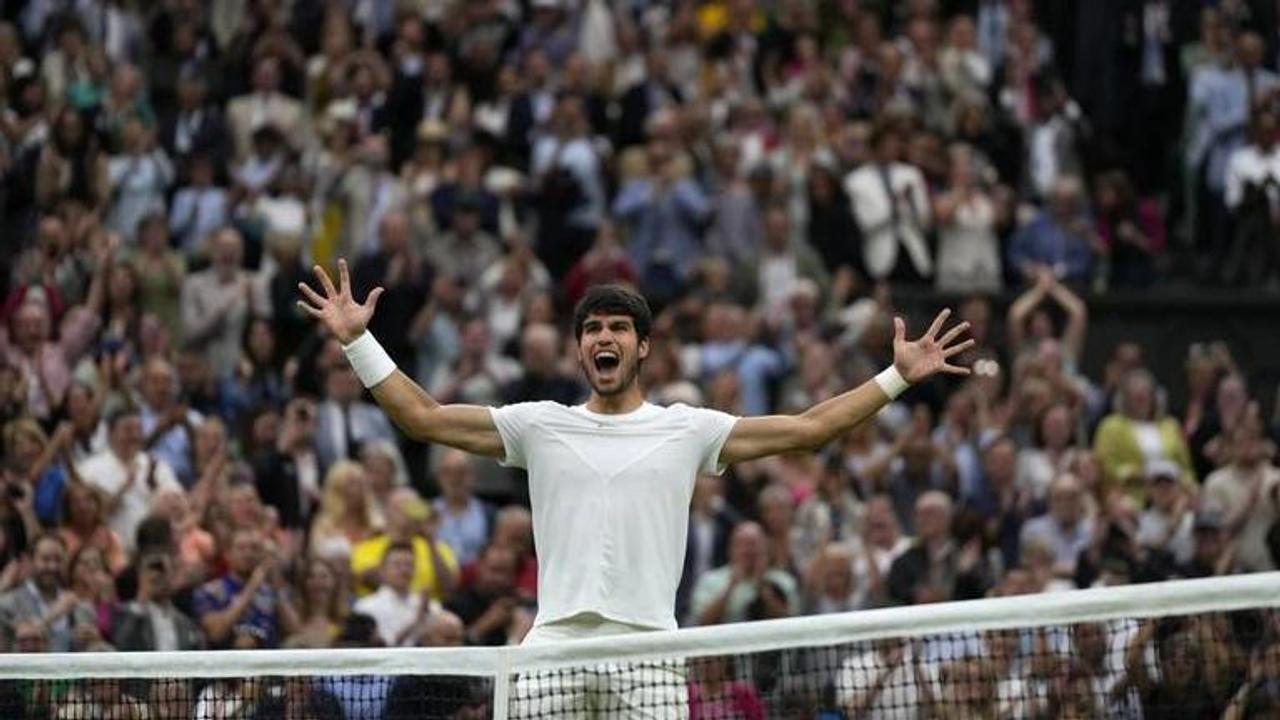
[
  {"left": 297, "top": 259, "right": 383, "bottom": 345},
  {"left": 893, "top": 309, "right": 974, "bottom": 384}
]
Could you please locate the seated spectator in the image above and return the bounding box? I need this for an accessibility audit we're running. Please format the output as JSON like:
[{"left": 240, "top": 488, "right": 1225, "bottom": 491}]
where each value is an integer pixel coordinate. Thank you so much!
[
  {"left": 1135, "top": 460, "right": 1195, "bottom": 567},
  {"left": 0, "top": 534, "right": 95, "bottom": 652},
  {"left": 126, "top": 214, "right": 185, "bottom": 339},
  {"left": 309, "top": 460, "right": 381, "bottom": 563},
  {"left": 1125, "top": 617, "right": 1240, "bottom": 719},
  {"left": 110, "top": 548, "right": 203, "bottom": 651},
  {"left": 837, "top": 638, "right": 935, "bottom": 719},
  {"left": 432, "top": 449, "right": 493, "bottom": 567},
  {"left": 167, "top": 152, "right": 229, "bottom": 257},
  {"left": 350, "top": 489, "right": 458, "bottom": 600},
  {"left": 1016, "top": 403, "right": 1085, "bottom": 503},
  {"left": 1220, "top": 104, "right": 1280, "bottom": 288},
  {"left": 1019, "top": 474, "right": 1095, "bottom": 581},
  {"left": 65, "top": 544, "right": 113, "bottom": 645},
  {"left": 500, "top": 323, "right": 583, "bottom": 406},
  {"left": 687, "top": 655, "right": 766, "bottom": 720},
  {"left": 4, "top": 418, "right": 69, "bottom": 529},
  {"left": 487, "top": 506, "right": 538, "bottom": 601},
  {"left": 423, "top": 194, "right": 503, "bottom": 285},
  {"left": 887, "top": 491, "right": 992, "bottom": 605},
  {"left": 1094, "top": 170, "right": 1164, "bottom": 289},
  {"left": 446, "top": 545, "right": 530, "bottom": 646},
  {"left": 226, "top": 57, "right": 306, "bottom": 161},
  {"left": 284, "top": 557, "right": 347, "bottom": 649},
  {"left": 193, "top": 529, "right": 289, "bottom": 649},
  {"left": 58, "top": 482, "right": 126, "bottom": 575},
  {"left": 359, "top": 440, "right": 408, "bottom": 518},
  {"left": 1007, "top": 176, "right": 1096, "bottom": 286},
  {"left": 691, "top": 522, "right": 799, "bottom": 625},
  {"left": 314, "top": 361, "right": 396, "bottom": 471},
  {"left": 76, "top": 407, "right": 181, "bottom": 555},
  {"left": 351, "top": 210, "right": 433, "bottom": 370},
  {"left": 803, "top": 542, "right": 867, "bottom": 614},
  {"left": 1094, "top": 368, "right": 1195, "bottom": 503},
  {"left": 0, "top": 291, "right": 102, "bottom": 422},
  {"left": 352, "top": 542, "right": 430, "bottom": 647},
  {"left": 218, "top": 316, "right": 289, "bottom": 426}
]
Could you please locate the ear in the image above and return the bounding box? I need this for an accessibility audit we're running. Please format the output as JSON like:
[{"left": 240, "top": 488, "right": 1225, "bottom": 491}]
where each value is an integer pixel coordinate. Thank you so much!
[{"left": 638, "top": 337, "right": 651, "bottom": 362}]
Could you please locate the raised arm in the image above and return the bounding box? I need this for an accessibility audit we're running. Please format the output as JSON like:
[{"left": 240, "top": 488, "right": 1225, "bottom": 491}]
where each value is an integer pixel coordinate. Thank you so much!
[
  {"left": 719, "top": 310, "right": 973, "bottom": 465},
  {"left": 1045, "top": 276, "right": 1088, "bottom": 361},
  {"left": 297, "top": 260, "right": 504, "bottom": 458},
  {"left": 1006, "top": 270, "right": 1051, "bottom": 351}
]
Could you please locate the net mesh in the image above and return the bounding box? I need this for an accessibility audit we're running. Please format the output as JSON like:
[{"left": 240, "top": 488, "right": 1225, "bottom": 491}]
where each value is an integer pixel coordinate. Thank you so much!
[{"left": 0, "top": 574, "right": 1275, "bottom": 720}]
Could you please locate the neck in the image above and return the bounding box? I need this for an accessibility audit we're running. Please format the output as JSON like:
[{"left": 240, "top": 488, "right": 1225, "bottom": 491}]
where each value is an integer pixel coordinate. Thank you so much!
[
  {"left": 585, "top": 386, "right": 645, "bottom": 414},
  {"left": 446, "top": 495, "right": 469, "bottom": 511}
]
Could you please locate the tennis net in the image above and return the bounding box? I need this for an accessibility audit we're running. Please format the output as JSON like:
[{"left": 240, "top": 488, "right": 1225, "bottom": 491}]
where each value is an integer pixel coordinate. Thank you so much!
[{"left": 0, "top": 572, "right": 1276, "bottom": 719}]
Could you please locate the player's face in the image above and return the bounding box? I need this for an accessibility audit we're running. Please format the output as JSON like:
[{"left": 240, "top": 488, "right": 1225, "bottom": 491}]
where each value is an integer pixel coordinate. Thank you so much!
[{"left": 578, "top": 313, "right": 649, "bottom": 397}]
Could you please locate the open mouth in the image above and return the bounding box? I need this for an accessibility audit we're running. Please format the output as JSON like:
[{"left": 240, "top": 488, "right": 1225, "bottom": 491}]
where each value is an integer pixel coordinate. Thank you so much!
[{"left": 593, "top": 350, "right": 620, "bottom": 373}]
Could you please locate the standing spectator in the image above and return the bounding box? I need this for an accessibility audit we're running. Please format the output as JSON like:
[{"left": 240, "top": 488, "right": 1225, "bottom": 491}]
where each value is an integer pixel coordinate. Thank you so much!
[
  {"left": 35, "top": 107, "right": 109, "bottom": 212},
  {"left": 421, "top": 195, "right": 502, "bottom": 285},
  {"left": 284, "top": 557, "right": 347, "bottom": 649},
  {"left": 803, "top": 542, "right": 867, "bottom": 614},
  {"left": 933, "top": 143, "right": 1002, "bottom": 294},
  {"left": 180, "top": 228, "right": 269, "bottom": 379},
  {"left": 837, "top": 638, "right": 935, "bottom": 720},
  {"left": 251, "top": 397, "right": 320, "bottom": 531},
  {"left": 308, "top": 460, "right": 380, "bottom": 564},
  {"left": 167, "top": 153, "right": 230, "bottom": 259},
  {"left": 691, "top": 522, "right": 799, "bottom": 625},
  {"left": 1220, "top": 104, "right": 1280, "bottom": 288},
  {"left": 138, "top": 356, "right": 202, "bottom": 488},
  {"left": 127, "top": 214, "right": 185, "bottom": 339},
  {"left": 313, "top": 364, "right": 396, "bottom": 471},
  {"left": 532, "top": 94, "right": 605, "bottom": 280},
  {"left": 0, "top": 285, "right": 104, "bottom": 423},
  {"left": 845, "top": 125, "right": 933, "bottom": 283},
  {"left": 226, "top": 57, "right": 307, "bottom": 161},
  {"left": 1016, "top": 403, "right": 1084, "bottom": 503},
  {"left": 1135, "top": 460, "right": 1196, "bottom": 567},
  {"left": 887, "top": 491, "right": 991, "bottom": 605},
  {"left": 1094, "top": 170, "right": 1165, "bottom": 289},
  {"left": 687, "top": 655, "right": 766, "bottom": 720},
  {"left": 58, "top": 482, "right": 126, "bottom": 576},
  {"left": 329, "top": 134, "right": 406, "bottom": 259},
  {"left": 159, "top": 72, "right": 231, "bottom": 165},
  {"left": 105, "top": 119, "right": 173, "bottom": 243},
  {"left": 76, "top": 407, "right": 180, "bottom": 555},
  {"left": 500, "top": 323, "right": 583, "bottom": 406},
  {"left": 432, "top": 449, "right": 493, "bottom": 567},
  {"left": 351, "top": 210, "right": 433, "bottom": 371},
  {"left": 1007, "top": 176, "right": 1097, "bottom": 286}
]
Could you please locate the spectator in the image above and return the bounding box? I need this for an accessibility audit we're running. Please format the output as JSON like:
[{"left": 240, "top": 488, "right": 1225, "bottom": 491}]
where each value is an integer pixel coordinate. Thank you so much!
[
  {"left": 76, "top": 407, "right": 180, "bottom": 555},
  {"left": 1, "top": 285, "right": 104, "bottom": 423},
  {"left": 350, "top": 489, "right": 458, "bottom": 601},
  {"left": 35, "top": 107, "right": 109, "bottom": 211},
  {"left": 167, "top": 153, "right": 230, "bottom": 258},
  {"left": 351, "top": 210, "right": 433, "bottom": 371},
  {"left": 313, "top": 363, "right": 396, "bottom": 471},
  {"left": 500, "top": 323, "right": 583, "bottom": 406},
  {"left": 1094, "top": 169, "right": 1164, "bottom": 289},
  {"left": 1094, "top": 368, "right": 1196, "bottom": 503},
  {"left": 110, "top": 548, "right": 203, "bottom": 651},
  {"left": 1202, "top": 419, "right": 1280, "bottom": 573},
  {"left": 226, "top": 57, "right": 306, "bottom": 161},
  {"left": 445, "top": 544, "right": 530, "bottom": 646},
  {"left": 309, "top": 460, "right": 380, "bottom": 563},
  {"left": 1135, "top": 460, "right": 1196, "bottom": 567},
  {"left": 126, "top": 214, "right": 185, "bottom": 339},
  {"left": 933, "top": 143, "right": 1002, "bottom": 293},
  {"left": 0, "top": 534, "right": 94, "bottom": 652},
  {"left": 691, "top": 522, "right": 799, "bottom": 625},
  {"left": 105, "top": 119, "right": 173, "bottom": 243},
  {"left": 252, "top": 397, "right": 321, "bottom": 531},
  {"left": 180, "top": 227, "right": 269, "bottom": 379},
  {"left": 283, "top": 557, "right": 347, "bottom": 649},
  {"left": 422, "top": 195, "right": 502, "bottom": 285},
  {"left": 193, "top": 528, "right": 289, "bottom": 649},
  {"left": 352, "top": 542, "right": 430, "bottom": 647},
  {"left": 845, "top": 125, "right": 933, "bottom": 283},
  {"left": 887, "top": 491, "right": 991, "bottom": 605},
  {"left": 58, "top": 482, "right": 126, "bottom": 575},
  {"left": 687, "top": 655, "right": 766, "bottom": 720},
  {"left": 432, "top": 449, "right": 493, "bottom": 567},
  {"left": 837, "top": 638, "right": 935, "bottom": 720},
  {"left": 1007, "top": 176, "right": 1096, "bottom": 286},
  {"left": 137, "top": 355, "right": 202, "bottom": 488},
  {"left": 532, "top": 93, "right": 605, "bottom": 279},
  {"left": 1019, "top": 474, "right": 1095, "bottom": 581}
]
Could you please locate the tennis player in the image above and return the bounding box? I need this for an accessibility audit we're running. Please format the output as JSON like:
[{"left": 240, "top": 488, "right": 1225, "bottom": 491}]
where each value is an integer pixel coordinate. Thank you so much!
[{"left": 298, "top": 261, "right": 972, "bottom": 717}]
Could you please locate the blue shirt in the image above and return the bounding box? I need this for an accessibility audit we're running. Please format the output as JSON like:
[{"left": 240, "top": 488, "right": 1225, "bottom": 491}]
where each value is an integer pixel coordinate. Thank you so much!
[
  {"left": 1008, "top": 211, "right": 1094, "bottom": 283},
  {"left": 193, "top": 574, "right": 280, "bottom": 648},
  {"left": 433, "top": 497, "right": 492, "bottom": 566}
]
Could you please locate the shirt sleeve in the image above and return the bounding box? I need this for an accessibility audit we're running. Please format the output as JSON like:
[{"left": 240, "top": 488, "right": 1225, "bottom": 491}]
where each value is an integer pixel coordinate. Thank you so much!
[
  {"left": 488, "top": 402, "right": 549, "bottom": 469},
  {"left": 685, "top": 406, "right": 739, "bottom": 476}
]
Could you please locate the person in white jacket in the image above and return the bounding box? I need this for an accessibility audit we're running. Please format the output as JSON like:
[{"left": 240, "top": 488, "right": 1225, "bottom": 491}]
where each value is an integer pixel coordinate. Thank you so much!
[{"left": 845, "top": 126, "right": 933, "bottom": 283}]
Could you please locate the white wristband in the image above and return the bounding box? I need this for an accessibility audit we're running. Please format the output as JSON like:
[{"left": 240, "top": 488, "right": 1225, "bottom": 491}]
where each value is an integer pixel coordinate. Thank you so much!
[
  {"left": 342, "top": 331, "right": 397, "bottom": 388},
  {"left": 874, "top": 366, "right": 910, "bottom": 400}
]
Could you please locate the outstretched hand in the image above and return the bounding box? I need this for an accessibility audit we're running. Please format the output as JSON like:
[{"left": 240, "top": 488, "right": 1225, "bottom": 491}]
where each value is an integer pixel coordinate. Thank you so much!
[
  {"left": 892, "top": 309, "right": 974, "bottom": 384},
  {"left": 297, "top": 259, "right": 384, "bottom": 345}
]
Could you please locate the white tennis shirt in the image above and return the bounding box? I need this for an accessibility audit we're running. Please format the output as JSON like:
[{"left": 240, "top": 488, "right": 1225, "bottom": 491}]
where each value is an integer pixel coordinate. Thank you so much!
[{"left": 490, "top": 401, "right": 738, "bottom": 630}]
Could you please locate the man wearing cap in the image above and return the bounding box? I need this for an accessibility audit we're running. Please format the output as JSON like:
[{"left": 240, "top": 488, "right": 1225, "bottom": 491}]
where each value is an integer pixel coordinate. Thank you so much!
[
  {"left": 1135, "top": 459, "right": 1195, "bottom": 566},
  {"left": 422, "top": 192, "right": 503, "bottom": 282},
  {"left": 1203, "top": 423, "right": 1280, "bottom": 572},
  {"left": 350, "top": 488, "right": 458, "bottom": 600}
]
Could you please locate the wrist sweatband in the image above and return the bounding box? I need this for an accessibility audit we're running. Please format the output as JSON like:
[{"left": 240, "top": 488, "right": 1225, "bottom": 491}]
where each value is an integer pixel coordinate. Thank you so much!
[
  {"left": 875, "top": 366, "right": 910, "bottom": 400},
  {"left": 342, "top": 331, "right": 397, "bottom": 388}
]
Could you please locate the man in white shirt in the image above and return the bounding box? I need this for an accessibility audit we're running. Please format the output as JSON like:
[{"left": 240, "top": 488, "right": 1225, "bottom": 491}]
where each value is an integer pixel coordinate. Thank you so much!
[
  {"left": 76, "top": 407, "right": 181, "bottom": 554},
  {"left": 298, "top": 261, "right": 973, "bottom": 718},
  {"left": 353, "top": 543, "right": 428, "bottom": 647}
]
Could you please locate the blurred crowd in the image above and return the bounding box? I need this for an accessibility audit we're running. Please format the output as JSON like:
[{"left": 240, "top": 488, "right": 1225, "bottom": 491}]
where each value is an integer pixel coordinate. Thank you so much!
[{"left": 0, "top": 0, "right": 1279, "bottom": 716}]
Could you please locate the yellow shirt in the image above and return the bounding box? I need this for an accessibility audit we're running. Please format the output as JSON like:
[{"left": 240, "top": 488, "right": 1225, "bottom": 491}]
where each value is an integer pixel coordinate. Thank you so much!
[{"left": 349, "top": 535, "right": 458, "bottom": 598}]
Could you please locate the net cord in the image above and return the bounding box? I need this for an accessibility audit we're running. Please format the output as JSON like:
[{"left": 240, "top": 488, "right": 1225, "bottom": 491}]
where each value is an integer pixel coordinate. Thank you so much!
[{"left": 0, "top": 572, "right": 1273, "bottom": 693}]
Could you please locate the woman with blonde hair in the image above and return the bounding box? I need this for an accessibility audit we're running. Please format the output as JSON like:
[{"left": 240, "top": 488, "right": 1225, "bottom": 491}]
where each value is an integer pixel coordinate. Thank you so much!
[
  {"left": 359, "top": 440, "right": 407, "bottom": 519},
  {"left": 59, "top": 482, "right": 127, "bottom": 575},
  {"left": 309, "top": 460, "right": 380, "bottom": 562}
]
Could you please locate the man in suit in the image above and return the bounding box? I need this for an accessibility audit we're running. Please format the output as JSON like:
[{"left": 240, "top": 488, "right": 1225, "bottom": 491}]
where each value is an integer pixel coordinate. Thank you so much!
[
  {"left": 160, "top": 70, "right": 231, "bottom": 165},
  {"left": 226, "top": 57, "right": 306, "bottom": 160},
  {"left": 111, "top": 549, "right": 205, "bottom": 651},
  {"left": 844, "top": 125, "right": 933, "bottom": 283},
  {"left": 616, "top": 49, "right": 684, "bottom": 150},
  {"left": 315, "top": 362, "right": 397, "bottom": 472},
  {"left": 678, "top": 475, "right": 742, "bottom": 625}
]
